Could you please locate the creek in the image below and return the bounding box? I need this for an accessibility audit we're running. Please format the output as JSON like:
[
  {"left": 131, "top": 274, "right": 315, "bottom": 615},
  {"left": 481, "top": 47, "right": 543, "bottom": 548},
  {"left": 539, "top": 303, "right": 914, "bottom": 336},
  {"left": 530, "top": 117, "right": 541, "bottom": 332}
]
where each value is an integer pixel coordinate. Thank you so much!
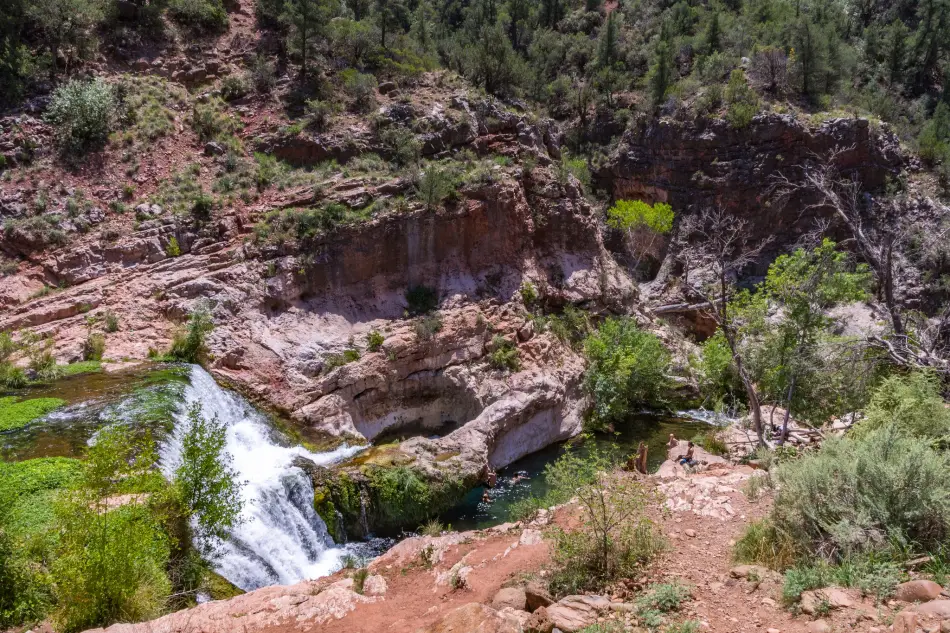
[{"left": 2, "top": 364, "right": 721, "bottom": 592}]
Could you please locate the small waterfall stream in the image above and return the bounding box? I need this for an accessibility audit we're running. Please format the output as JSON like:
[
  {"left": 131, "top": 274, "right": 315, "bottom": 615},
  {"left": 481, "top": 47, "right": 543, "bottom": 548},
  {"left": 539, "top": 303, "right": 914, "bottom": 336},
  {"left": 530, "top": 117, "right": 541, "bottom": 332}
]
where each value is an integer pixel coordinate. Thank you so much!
[{"left": 160, "top": 366, "right": 363, "bottom": 592}]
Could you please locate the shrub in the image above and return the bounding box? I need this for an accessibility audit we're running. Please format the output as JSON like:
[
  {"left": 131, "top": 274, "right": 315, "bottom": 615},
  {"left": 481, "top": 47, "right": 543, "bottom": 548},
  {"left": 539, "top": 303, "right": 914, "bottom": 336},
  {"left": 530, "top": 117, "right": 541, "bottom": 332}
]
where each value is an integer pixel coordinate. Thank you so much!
[
  {"left": 45, "top": 78, "right": 116, "bottom": 156},
  {"left": 547, "top": 449, "right": 664, "bottom": 596},
  {"left": 405, "top": 285, "right": 438, "bottom": 315},
  {"left": 191, "top": 99, "right": 240, "bottom": 143},
  {"left": 725, "top": 69, "right": 759, "bottom": 129},
  {"left": 488, "top": 335, "right": 520, "bottom": 372},
  {"left": 104, "top": 311, "right": 120, "bottom": 333},
  {"left": 81, "top": 333, "right": 105, "bottom": 361},
  {"left": 220, "top": 75, "right": 250, "bottom": 101},
  {"left": 380, "top": 127, "right": 421, "bottom": 167},
  {"left": 583, "top": 317, "right": 671, "bottom": 428},
  {"left": 167, "top": 0, "right": 229, "bottom": 33},
  {"left": 324, "top": 349, "right": 360, "bottom": 372},
  {"left": 851, "top": 372, "right": 950, "bottom": 441},
  {"left": 414, "top": 314, "right": 443, "bottom": 341},
  {"left": 519, "top": 281, "right": 538, "bottom": 306},
  {"left": 166, "top": 237, "right": 182, "bottom": 257},
  {"left": 416, "top": 165, "right": 454, "bottom": 210},
  {"left": 167, "top": 307, "right": 213, "bottom": 364},
  {"left": 733, "top": 518, "right": 797, "bottom": 570},
  {"left": 636, "top": 581, "right": 690, "bottom": 612},
  {"left": 341, "top": 70, "right": 377, "bottom": 113},
  {"left": 781, "top": 556, "right": 902, "bottom": 605},
  {"left": 771, "top": 426, "right": 950, "bottom": 558},
  {"left": 250, "top": 56, "right": 277, "bottom": 93},
  {"left": 3, "top": 216, "right": 67, "bottom": 249},
  {"left": 692, "top": 430, "right": 728, "bottom": 456},
  {"left": 304, "top": 99, "right": 337, "bottom": 132},
  {"left": 367, "top": 330, "right": 384, "bottom": 352},
  {"left": 52, "top": 427, "right": 170, "bottom": 632}
]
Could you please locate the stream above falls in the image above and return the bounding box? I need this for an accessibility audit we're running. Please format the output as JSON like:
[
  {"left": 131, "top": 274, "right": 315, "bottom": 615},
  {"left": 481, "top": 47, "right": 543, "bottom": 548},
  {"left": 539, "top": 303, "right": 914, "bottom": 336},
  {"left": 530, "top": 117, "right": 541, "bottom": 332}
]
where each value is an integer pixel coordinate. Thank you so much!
[{"left": 1, "top": 364, "right": 723, "bottom": 591}]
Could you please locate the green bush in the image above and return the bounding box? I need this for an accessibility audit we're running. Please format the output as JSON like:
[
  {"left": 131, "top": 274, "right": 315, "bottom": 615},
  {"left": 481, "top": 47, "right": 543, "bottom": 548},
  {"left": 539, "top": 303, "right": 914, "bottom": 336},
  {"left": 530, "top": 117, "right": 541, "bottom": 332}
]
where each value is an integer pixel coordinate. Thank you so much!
[
  {"left": 168, "top": 0, "right": 228, "bottom": 33},
  {"left": 692, "top": 430, "right": 728, "bottom": 456},
  {"left": 367, "top": 330, "right": 385, "bottom": 352},
  {"left": 191, "top": 99, "right": 240, "bottom": 143},
  {"left": 52, "top": 427, "right": 170, "bottom": 632},
  {"left": 416, "top": 165, "right": 455, "bottom": 210},
  {"left": 324, "top": 349, "right": 360, "bottom": 372},
  {"left": 81, "top": 333, "right": 105, "bottom": 361},
  {"left": 725, "top": 69, "right": 759, "bottom": 129},
  {"left": 2, "top": 215, "right": 67, "bottom": 250},
  {"left": 45, "top": 78, "right": 116, "bottom": 156},
  {"left": 304, "top": 99, "right": 337, "bottom": 132},
  {"left": 488, "top": 335, "right": 520, "bottom": 372},
  {"left": 341, "top": 70, "right": 377, "bottom": 113},
  {"left": 851, "top": 372, "right": 950, "bottom": 442},
  {"left": 547, "top": 450, "right": 664, "bottom": 596},
  {"left": 781, "top": 556, "right": 901, "bottom": 605},
  {"left": 771, "top": 426, "right": 950, "bottom": 558},
  {"left": 380, "top": 127, "right": 421, "bottom": 167},
  {"left": 414, "top": 313, "right": 443, "bottom": 341},
  {"left": 733, "top": 518, "right": 797, "bottom": 570},
  {"left": 583, "top": 317, "right": 671, "bottom": 428},
  {"left": 167, "top": 307, "right": 213, "bottom": 364}
]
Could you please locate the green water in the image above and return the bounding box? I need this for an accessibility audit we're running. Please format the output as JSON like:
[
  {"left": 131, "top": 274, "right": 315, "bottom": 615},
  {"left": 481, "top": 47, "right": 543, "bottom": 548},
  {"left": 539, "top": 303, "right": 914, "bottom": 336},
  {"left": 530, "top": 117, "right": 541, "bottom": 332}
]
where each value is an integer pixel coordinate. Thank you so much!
[
  {"left": 438, "top": 413, "right": 711, "bottom": 532},
  {"left": 0, "top": 364, "right": 189, "bottom": 461}
]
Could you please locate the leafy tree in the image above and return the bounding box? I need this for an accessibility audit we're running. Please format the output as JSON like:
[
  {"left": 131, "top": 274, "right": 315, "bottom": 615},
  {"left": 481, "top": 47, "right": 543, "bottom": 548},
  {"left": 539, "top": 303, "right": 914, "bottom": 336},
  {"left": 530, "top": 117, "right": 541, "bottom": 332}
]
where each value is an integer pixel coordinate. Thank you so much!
[
  {"left": 173, "top": 403, "right": 243, "bottom": 557},
  {"left": 53, "top": 427, "right": 170, "bottom": 632},
  {"left": 467, "top": 21, "right": 524, "bottom": 96},
  {"left": 850, "top": 372, "right": 950, "bottom": 441},
  {"left": 911, "top": 0, "right": 950, "bottom": 93},
  {"left": 506, "top": 0, "right": 531, "bottom": 51},
  {"left": 539, "top": 0, "right": 565, "bottom": 28},
  {"left": 583, "top": 317, "right": 671, "bottom": 428},
  {"left": 758, "top": 239, "right": 870, "bottom": 439},
  {"left": 26, "top": 0, "right": 104, "bottom": 79},
  {"left": 410, "top": 0, "right": 435, "bottom": 53},
  {"left": 374, "top": 0, "right": 407, "bottom": 48},
  {"left": 606, "top": 199, "right": 674, "bottom": 277}
]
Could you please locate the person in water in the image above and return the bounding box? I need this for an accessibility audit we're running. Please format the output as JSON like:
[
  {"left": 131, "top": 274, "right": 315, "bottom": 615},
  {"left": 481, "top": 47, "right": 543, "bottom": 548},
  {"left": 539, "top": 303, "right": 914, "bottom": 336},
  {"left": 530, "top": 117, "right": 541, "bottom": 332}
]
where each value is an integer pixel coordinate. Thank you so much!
[{"left": 677, "top": 442, "right": 696, "bottom": 466}]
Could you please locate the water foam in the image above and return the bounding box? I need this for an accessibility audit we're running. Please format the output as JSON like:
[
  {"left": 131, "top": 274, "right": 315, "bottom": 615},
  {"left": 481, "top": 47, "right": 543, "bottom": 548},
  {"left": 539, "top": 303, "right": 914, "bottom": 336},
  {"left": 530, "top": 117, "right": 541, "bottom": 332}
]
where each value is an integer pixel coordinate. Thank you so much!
[{"left": 160, "top": 365, "right": 363, "bottom": 591}]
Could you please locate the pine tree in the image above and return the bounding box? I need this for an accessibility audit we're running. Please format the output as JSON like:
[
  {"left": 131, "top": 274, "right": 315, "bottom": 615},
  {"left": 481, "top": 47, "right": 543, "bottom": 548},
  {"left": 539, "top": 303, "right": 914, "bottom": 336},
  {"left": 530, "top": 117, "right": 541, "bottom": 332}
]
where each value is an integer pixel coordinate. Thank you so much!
[
  {"left": 704, "top": 10, "right": 721, "bottom": 54},
  {"left": 596, "top": 11, "right": 618, "bottom": 70},
  {"left": 884, "top": 19, "right": 908, "bottom": 86},
  {"left": 506, "top": 0, "right": 530, "bottom": 51},
  {"left": 911, "top": 0, "right": 950, "bottom": 93},
  {"left": 648, "top": 39, "right": 672, "bottom": 107}
]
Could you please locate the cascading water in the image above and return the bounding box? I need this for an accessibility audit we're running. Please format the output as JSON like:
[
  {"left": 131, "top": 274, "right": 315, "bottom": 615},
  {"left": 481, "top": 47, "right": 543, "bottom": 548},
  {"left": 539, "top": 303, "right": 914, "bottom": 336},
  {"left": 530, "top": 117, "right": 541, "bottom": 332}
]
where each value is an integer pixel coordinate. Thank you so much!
[{"left": 160, "top": 365, "right": 363, "bottom": 592}]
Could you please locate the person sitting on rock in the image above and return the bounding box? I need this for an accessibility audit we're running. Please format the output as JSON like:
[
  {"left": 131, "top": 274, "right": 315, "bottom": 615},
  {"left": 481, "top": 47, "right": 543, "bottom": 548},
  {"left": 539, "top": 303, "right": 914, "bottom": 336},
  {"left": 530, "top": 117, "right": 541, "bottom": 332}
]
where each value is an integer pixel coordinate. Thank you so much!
[
  {"left": 667, "top": 433, "right": 678, "bottom": 449},
  {"left": 677, "top": 442, "right": 696, "bottom": 466}
]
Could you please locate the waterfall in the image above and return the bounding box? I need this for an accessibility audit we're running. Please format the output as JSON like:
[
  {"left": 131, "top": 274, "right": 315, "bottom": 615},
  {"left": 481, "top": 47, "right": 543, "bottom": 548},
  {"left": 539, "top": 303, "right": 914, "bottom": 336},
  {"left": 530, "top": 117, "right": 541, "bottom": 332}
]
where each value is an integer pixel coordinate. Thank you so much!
[{"left": 160, "top": 365, "right": 363, "bottom": 592}]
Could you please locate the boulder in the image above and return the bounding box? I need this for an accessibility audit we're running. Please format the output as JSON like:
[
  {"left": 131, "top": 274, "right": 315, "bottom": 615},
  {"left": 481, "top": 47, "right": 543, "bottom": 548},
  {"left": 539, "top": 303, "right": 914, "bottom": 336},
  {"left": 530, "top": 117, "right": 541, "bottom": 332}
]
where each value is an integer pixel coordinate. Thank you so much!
[
  {"left": 893, "top": 611, "right": 918, "bottom": 633},
  {"left": 524, "top": 606, "right": 555, "bottom": 633},
  {"left": 492, "top": 587, "right": 527, "bottom": 611},
  {"left": 895, "top": 580, "right": 945, "bottom": 603},
  {"left": 730, "top": 565, "right": 768, "bottom": 580},
  {"left": 807, "top": 620, "right": 831, "bottom": 633},
  {"left": 914, "top": 600, "right": 950, "bottom": 619},
  {"left": 800, "top": 587, "right": 856, "bottom": 615},
  {"left": 421, "top": 602, "right": 519, "bottom": 633},
  {"left": 524, "top": 581, "right": 554, "bottom": 612},
  {"left": 362, "top": 574, "right": 387, "bottom": 596},
  {"left": 545, "top": 595, "right": 610, "bottom": 633}
]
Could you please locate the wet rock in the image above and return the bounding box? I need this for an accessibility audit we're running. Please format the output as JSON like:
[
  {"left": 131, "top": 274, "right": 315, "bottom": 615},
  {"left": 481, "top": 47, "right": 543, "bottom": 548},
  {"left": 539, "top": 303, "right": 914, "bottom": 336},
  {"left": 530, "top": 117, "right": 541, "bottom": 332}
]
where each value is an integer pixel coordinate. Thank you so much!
[
  {"left": 896, "top": 580, "right": 945, "bottom": 603},
  {"left": 492, "top": 587, "right": 527, "bottom": 611}
]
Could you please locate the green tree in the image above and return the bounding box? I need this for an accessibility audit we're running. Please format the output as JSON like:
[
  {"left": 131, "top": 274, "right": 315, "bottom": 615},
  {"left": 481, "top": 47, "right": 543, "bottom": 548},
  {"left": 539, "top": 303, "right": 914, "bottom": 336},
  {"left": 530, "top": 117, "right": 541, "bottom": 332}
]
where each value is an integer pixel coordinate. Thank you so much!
[
  {"left": 850, "top": 372, "right": 950, "bottom": 441},
  {"left": 53, "top": 427, "right": 170, "bottom": 632},
  {"left": 505, "top": 0, "right": 531, "bottom": 51},
  {"left": 467, "top": 21, "right": 524, "bottom": 96},
  {"left": 725, "top": 68, "right": 759, "bottom": 128},
  {"left": 282, "top": 0, "right": 337, "bottom": 80},
  {"left": 759, "top": 239, "right": 870, "bottom": 439},
  {"left": 583, "top": 317, "right": 671, "bottom": 428},
  {"left": 606, "top": 199, "right": 674, "bottom": 277},
  {"left": 911, "top": 0, "right": 950, "bottom": 93},
  {"left": 374, "top": 0, "right": 407, "bottom": 48},
  {"left": 539, "top": 0, "right": 564, "bottom": 28},
  {"left": 410, "top": 0, "right": 435, "bottom": 53},
  {"left": 596, "top": 11, "right": 619, "bottom": 70},
  {"left": 174, "top": 403, "right": 243, "bottom": 557},
  {"left": 648, "top": 39, "right": 673, "bottom": 106},
  {"left": 792, "top": 17, "right": 827, "bottom": 100},
  {"left": 26, "top": 0, "right": 104, "bottom": 79},
  {"left": 704, "top": 9, "right": 721, "bottom": 54},
  {"left": 883, "top": 18, "right": 909, "bottom": 86},
  {"left": 45, "top": 77, "right": 116, "bottom": 156}
]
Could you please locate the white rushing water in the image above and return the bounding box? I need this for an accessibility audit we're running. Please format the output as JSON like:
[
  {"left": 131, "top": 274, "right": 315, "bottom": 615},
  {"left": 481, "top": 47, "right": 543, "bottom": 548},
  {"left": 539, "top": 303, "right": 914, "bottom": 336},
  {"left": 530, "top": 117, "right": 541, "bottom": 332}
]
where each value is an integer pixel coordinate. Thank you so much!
[{"left": 160, "top": 365, "right": 363, "bottom": 591}]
